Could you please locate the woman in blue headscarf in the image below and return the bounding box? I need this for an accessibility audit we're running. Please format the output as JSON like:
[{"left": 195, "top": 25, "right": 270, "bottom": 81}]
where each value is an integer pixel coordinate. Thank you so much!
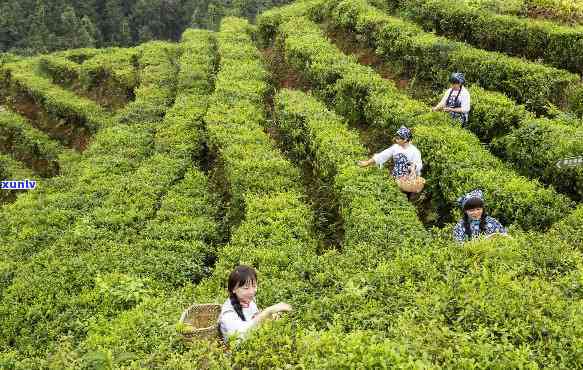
[
  {"left": 358, "top": 126, "right": 423, "bottom": 199},
  {"left": 453, "top": 189, "right": 507, "bottom": 243},
  {"left": 358, "top": 126, "right": 422, "bottom": 176},
  {"left": 432, "top": 72, "right": 471, "bottom": 126}
]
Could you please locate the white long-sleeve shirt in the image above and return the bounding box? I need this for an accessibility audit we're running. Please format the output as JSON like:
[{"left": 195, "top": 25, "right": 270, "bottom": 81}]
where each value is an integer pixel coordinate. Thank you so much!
[
  {"left": 438, "top": 87, "right": 471, "bottom": 113},
  {"left": 218, "top": 298, "right": 260, "bottom": 342},
  {"left": 373, "top": 143, "right": 423, "bottom": 176}
]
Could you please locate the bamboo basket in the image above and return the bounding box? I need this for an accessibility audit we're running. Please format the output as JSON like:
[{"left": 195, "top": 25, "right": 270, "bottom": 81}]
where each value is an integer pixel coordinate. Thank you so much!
[
  {"left": 396, "top": 175, "right": 426, "bottom": 193},
  {"left": 178, "top": 303, "right": 222, "bottom": 341}
]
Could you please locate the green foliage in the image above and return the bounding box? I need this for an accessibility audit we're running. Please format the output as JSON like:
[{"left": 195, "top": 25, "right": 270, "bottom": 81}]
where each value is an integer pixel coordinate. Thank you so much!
[
  {"left": 413, "top": 123, "right": 572, "bottom": 229},
  {"left": 59, "top": 6, "right": 97, "bottom": 49},
  {"left": 76, "top": 47, "right": 140, "bottom": 110},
  {"left": 205, "top": 17, "right": 302, "bottom": 225},
  {"left": 0, "top": 110, "right": 62, "bottom": 177},
  {"left": 263, "top": 14, "right": 572, "bottom": 230},
  {"left": 549, "top": 205, "right": 583, "bottom": 250},
  {"left": 2, "top": 59, "right": 113, "bottom": 135},
  {"left": 53, "top": 48, "right": 105, "bottom": 64},
  {"left": 309, "top": 0, "right": 583, "bottom": 205},
  {"left": 1, "top": 0, "right": 296, "bottom": 55},
  {"left": 256, "top": 0, "right": 327, "bottom": 47},
  {"left": 387, "top": 0, "right": 583, "bottom": 75},
  {"left": 323, "top": 0, "right": 580, "bottom": 114},
  {"left": 116, "top": 42, "right": 178, "bottom": 124},
  {"left": 0, "top": 153, "right": 34, "bottom": 204},
  {"left": 0, "top": 124, "right": 154, "bottom": 282},
  {"left": 178, "top": 30, "right": 217, "bottom": 94},
  {"left": 156, "top": 29, "right": 217, "bottom": 163},
  {"left": 468, "top": 86, "right": 533, "bottom": 140},
  {"left": 0, "top": 31, "right": 218, "bottom": 357},
  {"left": 1, "top": 1, "right": 582, "bottom": 367},
  {"left": 492, "top": 118, "right": 583, "bottom": 201},
  {"left": 567, "top": 85, "right": 583, "bottom": 118},
  {"left": 463, "top": 0, "right": 583, "bottom": 24},
  {"left": 39, "top": 55, "right": 81, "bottom": 88},
  {"left": 275, "top": 89, "right": 428, "bottom": 266}
]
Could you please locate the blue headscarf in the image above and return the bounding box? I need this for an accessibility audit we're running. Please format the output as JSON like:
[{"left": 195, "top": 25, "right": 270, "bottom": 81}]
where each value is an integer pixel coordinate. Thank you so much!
[
  {"left": 396, "top": 126, "right": 412, "bottom": 141},
  {"left": 457, "top": 189, "right": 484, "bottom": 210},
  {"left": 450, "top": 72, "right": 465, "bottom": 85}
]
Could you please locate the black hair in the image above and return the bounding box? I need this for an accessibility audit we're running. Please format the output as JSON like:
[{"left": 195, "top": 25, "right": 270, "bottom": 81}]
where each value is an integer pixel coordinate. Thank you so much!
[
  {"left": 228, "top": 265, "right": 257, "bottom": 321},
  {"left": 394, "top": 135, "right": 411, "bottom": 143},
  {"left": 462, "top": 208, "right": 487, "bottom": 240},
  {"left": 463, "top": 197, "right": 484, "bottom": 212}
]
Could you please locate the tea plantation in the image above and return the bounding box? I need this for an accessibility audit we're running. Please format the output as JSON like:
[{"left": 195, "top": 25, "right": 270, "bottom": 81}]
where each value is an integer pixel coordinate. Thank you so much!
[{"left": 0, "top": 0, "right": 582, "bottom": 368}]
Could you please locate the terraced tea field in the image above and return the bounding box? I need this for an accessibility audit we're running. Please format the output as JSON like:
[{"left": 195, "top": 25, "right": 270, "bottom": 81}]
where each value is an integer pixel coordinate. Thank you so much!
[{"left": 0, "top": 0, "right": 582, "bottom": 367}]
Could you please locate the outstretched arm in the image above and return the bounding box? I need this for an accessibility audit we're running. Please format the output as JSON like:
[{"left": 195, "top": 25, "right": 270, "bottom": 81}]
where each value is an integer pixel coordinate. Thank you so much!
[
  {"left": 359, "top": 147, "right": 395, "bottom": 168},
  {"left": 358, "top": 158, "right": 376, "bottom": 167},
  {"left": 432, "top": 91, "right": 448, "bottom": 111},
  {"left": 222, "top": 302, "right": 292, "bottom": 342}
]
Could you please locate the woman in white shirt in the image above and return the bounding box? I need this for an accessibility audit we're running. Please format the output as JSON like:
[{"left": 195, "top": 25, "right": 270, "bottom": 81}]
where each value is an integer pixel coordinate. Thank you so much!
[
  {"left": 358, "top": 126, "right": 422, "bottom": 175},
  {"left": 432, "top": 72, "right": 471, "bottom": 126},
  {"left": 358, "top": 126, "right": 423, "bottom": 199},
  {"left": 218, "top": 265, "right": 292, "bottom": 343}
]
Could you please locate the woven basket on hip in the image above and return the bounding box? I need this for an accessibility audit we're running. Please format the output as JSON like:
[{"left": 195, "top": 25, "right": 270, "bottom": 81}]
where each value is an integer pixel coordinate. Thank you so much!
[
  {"left": 396, "top": 175, "right": 426, "bottom": 193},
  {"left": 178, "top": 303, "right": 222, "bottom": 341}
]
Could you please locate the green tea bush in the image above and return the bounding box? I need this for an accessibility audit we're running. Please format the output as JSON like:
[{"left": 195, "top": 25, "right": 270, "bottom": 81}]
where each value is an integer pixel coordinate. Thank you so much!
[
  {"left": 265, "top": 15, "right": 572, "bottom": 230},
  {"left": 413, "top": 123, "right": 572, "bottom": 229},
  {"left": 178, "top": 30, "right": 217, "bottom": 95},
  {"left": 69, "top": 190, "right": 318, "bottom": 368},
  {"left": 0, "top": 110, "right": 62, "bottom": 177},
  {"left": 317, "top": 0, "right": 583, "bottom": 202},
  {"left": 116, "top": 42, "right": 179, "bottom": 124},
  {"left": 78, "top": 47, "right": 139, "bottom": 109},
  {"left": 459, "top": 0, "right": 583, "bottom": 24},
  {"left": 386, "top": 0, "right": 583, "bottom": 74},
  {"left": 0, "top": 124, "right": 154, "bottom": 271},
  {"left": 176, "top": 16, "right": 321, "bottom": 357},
  {"left": 322, "top": 0, "right": 580, "bottom": 114},
  {"left": 38, "top": 55, "right": 81, "bottom": 87},
  {"left": 275, "top": 89, "right": 428, "bottom": 266},
  {"left": 0, "top": 50, "right": 221, "bottom": 349},
  {"left": 1, "top": 59, "right": 114, "bottom": 135},
  {"left": 468, "top": 86, "right": 533, "bottom": 140},
  {"left": 360, "top": 234, "right": 583, "bottom": 367},
  {"left": 0, "top": 153, "right": 34, "bottom": 204},
  {"left": 492, "top": 118, "right": 583, "bottom": 201},
  {"left": 256, "top": 0, "right": 327, "bottom": 47},
  {"left": 155, "top": 30, "right": 217, "bottom": 163},
  {"left": 549, "top": 205, "right": 583, "bottom": 250},
  {"left": 0, "top": 29, "right": 221, "bottom": 361},
  {"left": 53, "top": 48, "right": 106, "bottom": 64},
  {"left": 0, "top": 153, "right": 207, "bottom": 356},
  {"left": 0, "top": 42, "right": 184, "bottom": 292},
  {"left": 205, "top": 17, "right": 302, "bottom": 224}
]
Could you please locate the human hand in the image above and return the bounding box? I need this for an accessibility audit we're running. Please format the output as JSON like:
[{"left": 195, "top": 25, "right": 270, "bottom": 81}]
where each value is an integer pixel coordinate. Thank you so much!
[
  {"left": 443, "top": 107, "right": 451, "bottom": 112},
  {"left": 357, "top": 160, "right": 368, "bottom": 167},
  {"left": 268, "top": 302, "right": 292, "bottom": 314}
]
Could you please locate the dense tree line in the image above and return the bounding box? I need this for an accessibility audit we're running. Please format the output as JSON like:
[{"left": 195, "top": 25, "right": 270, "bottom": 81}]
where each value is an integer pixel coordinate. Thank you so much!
[{"left": 0, "top": 0, "right": 292, "bottom": 55}]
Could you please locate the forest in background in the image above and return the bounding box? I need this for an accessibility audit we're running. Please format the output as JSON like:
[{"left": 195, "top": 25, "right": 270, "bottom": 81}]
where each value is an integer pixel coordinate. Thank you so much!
[{"left": 0, "top": 0, "right": 292, "bottom": 55}]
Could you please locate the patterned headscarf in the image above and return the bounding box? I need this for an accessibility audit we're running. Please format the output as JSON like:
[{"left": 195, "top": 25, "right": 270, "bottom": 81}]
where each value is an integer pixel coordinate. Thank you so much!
[
  {"left": 458, "top": 189, "right": 484, "bottom": 210},
  {"left": 450, "top": 72, "right": 465, "bottom": 85},
  {"left": 395, "top": 126, "right": 412, "bottom": 141}
]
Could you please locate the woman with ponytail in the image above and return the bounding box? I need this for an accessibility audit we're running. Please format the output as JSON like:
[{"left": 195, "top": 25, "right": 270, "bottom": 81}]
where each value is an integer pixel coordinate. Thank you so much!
[
  {"left": 453, "top": 189, "right": 507, "bottom": 243},
  {"left": 218, "top": 265, "right": 292, "bottom": 343}
]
